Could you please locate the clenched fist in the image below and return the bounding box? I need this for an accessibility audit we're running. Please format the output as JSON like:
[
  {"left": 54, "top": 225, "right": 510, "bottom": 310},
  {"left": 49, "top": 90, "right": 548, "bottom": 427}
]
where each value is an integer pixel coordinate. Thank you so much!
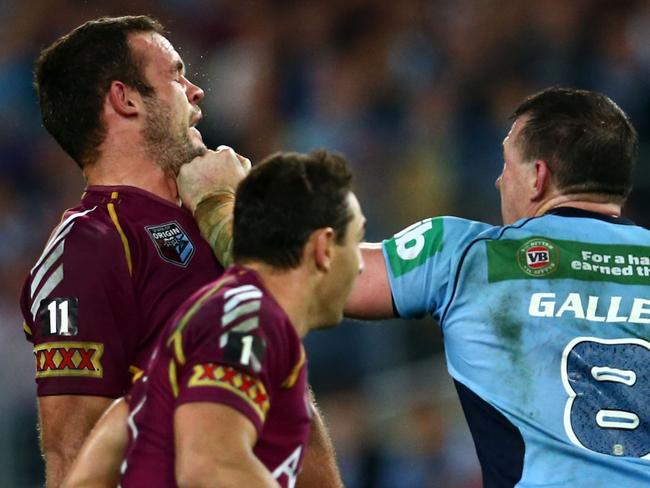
[{"left": 177, "top": 146, "right": 251, "bottom": 213}]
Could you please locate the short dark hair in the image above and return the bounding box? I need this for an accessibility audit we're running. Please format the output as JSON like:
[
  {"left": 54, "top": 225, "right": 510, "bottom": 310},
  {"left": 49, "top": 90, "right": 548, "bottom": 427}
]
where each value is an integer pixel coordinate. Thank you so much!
[
  {"left": 34, "top": 16, "right": 164, "bottom": 168},
  {"left": 511, "top": 87, "right": 638, "bottom": 202},
  {"left": 233, "top": 150, "right": 354, "bottom": 269}
]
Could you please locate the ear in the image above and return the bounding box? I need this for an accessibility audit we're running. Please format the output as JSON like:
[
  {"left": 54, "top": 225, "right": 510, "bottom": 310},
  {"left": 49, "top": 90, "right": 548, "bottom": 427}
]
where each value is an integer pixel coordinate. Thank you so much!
[
  {"left": 107, "top": 81, "right": 141, "bottom": 117},
  {"left": 531, "top": 159, "right": 551, "bottom": 201},
  {"left": 311, "top": 227, "right": 336, "bottom": 272}
]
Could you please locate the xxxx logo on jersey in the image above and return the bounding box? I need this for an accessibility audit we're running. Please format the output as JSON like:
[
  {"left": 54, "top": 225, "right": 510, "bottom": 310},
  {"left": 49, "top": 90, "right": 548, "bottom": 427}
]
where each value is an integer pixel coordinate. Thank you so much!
[
  {"left": 34, "top": 342, "right": 104, "bottom": 378},
  {"left": 517, "top": 238, "right": 559, "bottom": 277},
  {"left": 189, "top": 363, "right": 270, "bottom": 421}
]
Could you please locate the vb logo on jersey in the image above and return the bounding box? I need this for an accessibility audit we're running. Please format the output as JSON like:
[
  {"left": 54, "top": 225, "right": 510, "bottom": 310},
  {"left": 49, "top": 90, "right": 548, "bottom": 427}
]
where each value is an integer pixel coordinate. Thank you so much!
[
  {"left": 146, "top": 221, "right": 195, "bottom": 267},
  {"left": 517, "top": 238, "right": 559, "bottom": 277}
]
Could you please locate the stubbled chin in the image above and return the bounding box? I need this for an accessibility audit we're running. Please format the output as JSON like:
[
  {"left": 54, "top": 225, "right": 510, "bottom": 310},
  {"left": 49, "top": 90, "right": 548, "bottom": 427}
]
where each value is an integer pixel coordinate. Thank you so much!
[
  {"left": 190, "top": 126, "right": 203, "bottom": 141},
  {"left": 190, "top": 129, "right": 207, "bottom": 154}
]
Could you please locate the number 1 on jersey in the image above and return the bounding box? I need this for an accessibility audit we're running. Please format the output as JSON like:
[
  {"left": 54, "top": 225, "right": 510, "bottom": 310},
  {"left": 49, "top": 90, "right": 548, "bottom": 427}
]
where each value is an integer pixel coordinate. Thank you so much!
[{"left": 240, "top": 335, "right": 254, "bottom": 365}]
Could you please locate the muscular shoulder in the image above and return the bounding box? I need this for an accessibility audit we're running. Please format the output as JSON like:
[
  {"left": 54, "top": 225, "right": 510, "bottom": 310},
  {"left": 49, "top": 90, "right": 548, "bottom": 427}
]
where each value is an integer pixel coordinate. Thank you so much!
[
  {"left": 66, "top": 208, "right": 126, "bottom": 251},
  {"left": 22, "top": 206, "right": 131, "bottom": 322}
]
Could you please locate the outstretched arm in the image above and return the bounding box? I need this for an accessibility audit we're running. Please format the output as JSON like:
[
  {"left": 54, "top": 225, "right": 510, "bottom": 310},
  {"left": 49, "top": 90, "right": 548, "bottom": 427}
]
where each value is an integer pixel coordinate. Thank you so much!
[
  {"left": 62, "top": 397, "right": 128, "bottom": 488},
  {"left": 344, "top": 243, "right": 395, "bottom": 320}
]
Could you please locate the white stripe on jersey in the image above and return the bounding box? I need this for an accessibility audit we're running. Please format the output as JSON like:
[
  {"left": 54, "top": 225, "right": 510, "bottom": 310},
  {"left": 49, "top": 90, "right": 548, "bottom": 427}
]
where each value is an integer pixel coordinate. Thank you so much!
[
  {"left": 31, "top": 206, "right": 98, "bottom": 273},
  {"left": 224, "top": 290, "right": 263, "bottom": 313},
  {"left": 30, "top": 240, "right": 64, "bottom": 299},
  {"left": 31, "top": 264, "right": 63, "bottom": 319},
  {"left": 29, "top": 206, "right": 98, "bottom": 320},
  {"left": 224, "top": 284, "right": 259, "bottom": 298},
  {"left": 222, "top": 300, "right": 261, "bottom": 326}
]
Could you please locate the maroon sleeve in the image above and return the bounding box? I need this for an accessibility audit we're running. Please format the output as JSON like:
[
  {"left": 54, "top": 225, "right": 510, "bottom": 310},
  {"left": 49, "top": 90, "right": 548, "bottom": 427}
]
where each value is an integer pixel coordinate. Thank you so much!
[
  {"left": 174, "top": 285, "right": 286, "bottom": 434},
  {"left": 21, "top": 212, "right": 138, "bottom": 397}
]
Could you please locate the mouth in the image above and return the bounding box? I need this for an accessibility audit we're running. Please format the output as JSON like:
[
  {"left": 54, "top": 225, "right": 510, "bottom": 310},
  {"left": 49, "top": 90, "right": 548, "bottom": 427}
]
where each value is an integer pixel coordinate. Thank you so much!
[
  {"left": 189, "top": 108, "right": 202, "bottom": 128},
  {"left": 189, "top": 126, "right": 204, "bottom": 142},
  {"left": 189, "top": 111, "right": 204, "bottom": 141}
]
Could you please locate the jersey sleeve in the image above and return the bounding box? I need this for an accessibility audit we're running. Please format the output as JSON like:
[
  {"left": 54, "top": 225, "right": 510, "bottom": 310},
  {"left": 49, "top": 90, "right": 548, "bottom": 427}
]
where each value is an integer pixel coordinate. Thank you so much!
[
  {"left": 382, "top": 216, "right": 492, "bottom": 320},
  {"left": 20, "top": 213, "right": 138, "bottom": 397},
  {"left": 172, "top": 285, "right": 282, "bottom": 435}
]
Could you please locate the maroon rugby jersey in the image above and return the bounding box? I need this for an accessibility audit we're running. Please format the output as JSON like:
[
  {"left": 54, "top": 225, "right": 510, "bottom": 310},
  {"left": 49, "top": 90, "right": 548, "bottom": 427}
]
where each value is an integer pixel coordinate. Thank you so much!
[
  {"left": 20, "top": 185, "right": 224, "bottom": 397},
  {"left": 121, "top": 266, "right": 310, "bottom": 488}
]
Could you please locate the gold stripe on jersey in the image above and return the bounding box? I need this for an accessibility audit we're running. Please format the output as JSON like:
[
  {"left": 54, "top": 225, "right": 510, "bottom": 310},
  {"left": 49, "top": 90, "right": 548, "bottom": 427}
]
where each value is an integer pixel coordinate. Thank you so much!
[
  {"left": 169, "top": 359, "right": 179, "bottom": 398},
  {"left": 188, "top": 363, "right": 270, "bottom": 422},
  {"left": 34, "top": 342, "right": 104, "bottom": 378},
  {"left": 282, "top": 345, "right": 306, "bottom": 389},
  {"left": 129, "top": 365, "right": 144, "bottom": 384},
  {"left": 107, "top": 192, "right": 133, "bottom": 276},
  {"left": 23, "top": 321, "right": 32, "bottom": 336},
  {"left": 166, "top": 276, "right": 235, "bottom": 365}
]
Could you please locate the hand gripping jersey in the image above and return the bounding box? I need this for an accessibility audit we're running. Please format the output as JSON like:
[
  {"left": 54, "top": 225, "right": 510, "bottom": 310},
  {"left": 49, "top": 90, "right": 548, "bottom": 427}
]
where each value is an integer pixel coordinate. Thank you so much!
[
  {"left": 20, "top": 186, "right": 224, "bottom": 397},
  {"left": 383, "top": 208, "right": 650, "bottom": 487},
  {"left": 121, "top": 266, "right": 310, "bottom": 488}
]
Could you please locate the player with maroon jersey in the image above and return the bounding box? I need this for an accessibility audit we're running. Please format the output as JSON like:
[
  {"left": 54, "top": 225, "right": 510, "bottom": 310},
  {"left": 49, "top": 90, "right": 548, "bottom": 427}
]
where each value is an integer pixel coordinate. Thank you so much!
[
  {"left": 21, "top": 185, "right": 223, "bottom": 398},
  {"left": 21, "top": 16, "right": 252, "bottom": 487},
  {"left": 121, "top": 267, "right": 310, "bottom": 487},
  {"left": 64, "top": 150, "right": 365, "bottom": 488}
]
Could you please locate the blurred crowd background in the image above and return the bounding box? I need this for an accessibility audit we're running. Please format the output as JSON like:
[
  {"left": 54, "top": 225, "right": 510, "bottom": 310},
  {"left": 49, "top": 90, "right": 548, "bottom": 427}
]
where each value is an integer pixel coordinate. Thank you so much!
[{"left": 2, "top": 0, "right": 650, "bottom": 486}]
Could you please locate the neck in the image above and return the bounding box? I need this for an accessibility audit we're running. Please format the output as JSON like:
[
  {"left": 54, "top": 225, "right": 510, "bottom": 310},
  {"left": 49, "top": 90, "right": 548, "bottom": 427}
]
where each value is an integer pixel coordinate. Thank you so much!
[
  {"left": 84, "top": 156, "right": 179, "bottom": 204},
  {"left": 534, "top": 194, "right": 622, "bottom": 218},
  {"left": 243, "top": 262, "right": 318, "bottom": 338}
]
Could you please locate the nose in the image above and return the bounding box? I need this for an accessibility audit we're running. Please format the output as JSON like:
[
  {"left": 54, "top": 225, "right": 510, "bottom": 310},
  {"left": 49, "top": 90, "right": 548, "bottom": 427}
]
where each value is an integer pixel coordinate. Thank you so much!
[
  {"left": 357, "top": 249, "right": 365, "bottom": 275},
  {"left": 186, "top": 78, "right": 205, "bottom": 105},
  {"left": 495, "top": 175, "right": 502, "bottom": 190}
]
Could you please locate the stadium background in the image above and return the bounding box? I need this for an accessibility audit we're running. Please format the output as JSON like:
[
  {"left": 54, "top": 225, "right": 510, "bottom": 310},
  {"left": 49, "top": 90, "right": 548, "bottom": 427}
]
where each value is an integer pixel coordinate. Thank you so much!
[{"left": 1, "top": 1, "right": 650, "bottom": 486}]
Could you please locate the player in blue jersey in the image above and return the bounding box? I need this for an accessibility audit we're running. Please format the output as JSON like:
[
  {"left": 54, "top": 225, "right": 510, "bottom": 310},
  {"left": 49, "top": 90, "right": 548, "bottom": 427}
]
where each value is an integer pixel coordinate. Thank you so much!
[
  {"left": 345, "top": 87, "right": 650, "bottom": 487},
  {"left": 182, "top": 87, "right": 649, "bottom": 487}
]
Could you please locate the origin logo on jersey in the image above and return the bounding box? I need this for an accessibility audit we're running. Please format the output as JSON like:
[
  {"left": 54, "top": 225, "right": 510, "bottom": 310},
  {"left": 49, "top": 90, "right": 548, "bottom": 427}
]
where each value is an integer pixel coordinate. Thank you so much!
[
  {"left": 517, "top": 238, "right": 559, "bottom": 277},
  {"left": 145, "top": 221, "right": 195, "bottom": 267}
]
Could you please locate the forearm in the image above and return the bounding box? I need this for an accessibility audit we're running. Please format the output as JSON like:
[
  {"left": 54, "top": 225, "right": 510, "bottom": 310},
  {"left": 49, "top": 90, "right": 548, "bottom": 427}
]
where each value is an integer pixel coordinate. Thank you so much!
[
  {"left": 296, "top": 393, "right": 344, "bottom": 488},
  {"left": 194, "top": 192, "right": 235, "bottom": 267}
]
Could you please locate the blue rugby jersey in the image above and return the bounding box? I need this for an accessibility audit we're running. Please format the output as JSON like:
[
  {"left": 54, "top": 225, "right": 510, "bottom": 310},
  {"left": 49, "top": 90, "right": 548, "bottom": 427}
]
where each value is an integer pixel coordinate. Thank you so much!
[{"left": 383, "top": 207, "right": 650, "bottom": 487}]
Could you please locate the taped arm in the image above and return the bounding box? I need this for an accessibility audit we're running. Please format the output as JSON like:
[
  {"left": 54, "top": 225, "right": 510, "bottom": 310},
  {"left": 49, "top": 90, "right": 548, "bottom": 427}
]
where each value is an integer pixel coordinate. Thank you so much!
[
  {"left": 193, "top": 193, "right": 235, "bottom": 267},
  {"left": 177, "top": 146, "right": 251, "bottom": 268},
  {"left": 175, "top": 402, "right": 280, "bottom": 488},
  {"left": 344, "top": 243, "right": 395, "bottom": 319},
  {"left": 39, "top": 395, "right": 114, "bottom": 488},
  {"left": 62, "top": 398, "right": 128, "bottom": 488}
]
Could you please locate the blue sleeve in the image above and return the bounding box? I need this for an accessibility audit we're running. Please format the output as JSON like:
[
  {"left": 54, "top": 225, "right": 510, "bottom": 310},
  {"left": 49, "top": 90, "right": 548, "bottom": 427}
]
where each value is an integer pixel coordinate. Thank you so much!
[{"left": 382, "top": 216, "right": 493, "bottom": 321}]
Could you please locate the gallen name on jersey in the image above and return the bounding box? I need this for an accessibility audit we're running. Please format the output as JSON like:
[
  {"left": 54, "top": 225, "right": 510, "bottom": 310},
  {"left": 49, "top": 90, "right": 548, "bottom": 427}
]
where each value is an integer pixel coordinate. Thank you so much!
[{"left": 529, "top": 292, "right": 650, "bottom": 324}]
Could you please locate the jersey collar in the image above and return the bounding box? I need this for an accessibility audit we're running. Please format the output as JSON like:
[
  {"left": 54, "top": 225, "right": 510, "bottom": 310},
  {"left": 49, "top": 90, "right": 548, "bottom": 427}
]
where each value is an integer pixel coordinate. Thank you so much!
[{"left": 545, "top": 206, "right": 635, "bottom": 226}]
